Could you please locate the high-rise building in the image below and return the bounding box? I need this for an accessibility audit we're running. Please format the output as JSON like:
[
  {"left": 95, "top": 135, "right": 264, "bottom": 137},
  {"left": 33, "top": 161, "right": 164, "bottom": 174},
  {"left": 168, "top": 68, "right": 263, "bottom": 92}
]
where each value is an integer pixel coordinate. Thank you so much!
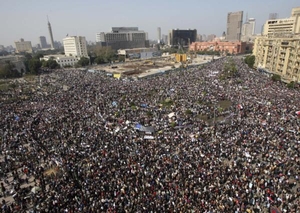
[
  {"left": 226, "top": 11, "right": 243, "bottom": 41},
  {"left": 96, "top": 27, "right": 149, "bottom": 50},
  {"left": 161, "top": 34, "right": 168, "bottom": 44},
  {"left": 63, "top": 36, "right": 88, "bottom": 57},
  {"left": 269, "top": 13, "right": 278, "bottom": 20},
  {"left": 14, "top": 38, "right": 33, "bottom": 53},
  {"left": 157, "top": 27, "right": 161, "bottom": 44},
  {"left": 168, "top": 29, "right": 197, "bottom": 46},
  {"left": 197, "top": 34, "right": 203, "bottom": 42},
  {"left": 47, "top": 17, "right": 55, "bottom": 49},
  {"left": 253, "top": 7, "right": 300, "bottom": 83},
  {"left": 207, "top": 34, "right": 216, "bottom": 42},
  {"left": 261, "top": 25, "right": 264, "bottom": 34},
  {"left": 39, "top": 36, "right": 48, "bottom": 49},
  {"left": 242, "top": 17, "right": 256, "bottom": 42},
  {"left": 54, "top": 41, "right": 62, "bottom": 49}
]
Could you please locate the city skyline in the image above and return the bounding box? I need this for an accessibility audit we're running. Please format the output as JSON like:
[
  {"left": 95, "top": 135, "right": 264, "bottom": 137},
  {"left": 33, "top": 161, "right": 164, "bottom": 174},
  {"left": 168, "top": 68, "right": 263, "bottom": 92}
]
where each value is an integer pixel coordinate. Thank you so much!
[{"left": 0, "top": 0, "right": 299, "bottom": 47}]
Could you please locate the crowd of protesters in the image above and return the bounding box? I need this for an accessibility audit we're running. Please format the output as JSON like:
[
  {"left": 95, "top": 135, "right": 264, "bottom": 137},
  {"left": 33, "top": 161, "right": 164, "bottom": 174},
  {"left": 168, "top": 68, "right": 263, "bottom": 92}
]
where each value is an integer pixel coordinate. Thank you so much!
[{"left": 0, "top": 57, "right": 299, "bottom": 212}]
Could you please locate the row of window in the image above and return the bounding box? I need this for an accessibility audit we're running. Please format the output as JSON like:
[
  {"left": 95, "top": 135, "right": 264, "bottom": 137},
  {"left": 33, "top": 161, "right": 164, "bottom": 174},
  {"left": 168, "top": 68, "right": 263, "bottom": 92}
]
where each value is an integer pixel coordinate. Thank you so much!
[{"left": 57, "top": 59, "right": 78, "bottom": 62}]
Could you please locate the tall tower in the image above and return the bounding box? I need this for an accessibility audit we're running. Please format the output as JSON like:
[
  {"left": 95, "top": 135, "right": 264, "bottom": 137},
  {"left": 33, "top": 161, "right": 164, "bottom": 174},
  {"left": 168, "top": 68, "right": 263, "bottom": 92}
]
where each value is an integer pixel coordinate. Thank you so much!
[
  {"left": 47, "top": 16, "right": 55, "bottom": 49},
  {"left": 157, "top": 27, "right": 161, "bottom": 44}
]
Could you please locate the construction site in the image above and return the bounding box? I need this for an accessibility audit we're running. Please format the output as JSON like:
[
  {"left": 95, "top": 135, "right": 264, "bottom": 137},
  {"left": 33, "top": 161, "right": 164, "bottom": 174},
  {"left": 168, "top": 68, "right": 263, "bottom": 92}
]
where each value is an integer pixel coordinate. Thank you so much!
[{"left": 93, "top": 53, "right": 217, "bottom": 79}]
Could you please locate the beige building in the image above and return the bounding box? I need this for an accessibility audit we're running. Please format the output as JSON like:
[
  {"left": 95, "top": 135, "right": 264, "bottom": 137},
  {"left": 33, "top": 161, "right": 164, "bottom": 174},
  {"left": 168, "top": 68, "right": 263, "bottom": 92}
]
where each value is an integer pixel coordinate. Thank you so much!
[
  {"left": 253, "top": 7, "right": 300, "bottom": 83},
  {"left": 63, "top": 36, "right": 88, "bottom": 58},
  {"left": 253, "top": 35, "right": 300, "bottom": 82},
  {"left": 14, "top": 38, "right": 33, "bottom": 53},
  {"left": 263, "top": 7, "right": 300, "bottom": 37}
]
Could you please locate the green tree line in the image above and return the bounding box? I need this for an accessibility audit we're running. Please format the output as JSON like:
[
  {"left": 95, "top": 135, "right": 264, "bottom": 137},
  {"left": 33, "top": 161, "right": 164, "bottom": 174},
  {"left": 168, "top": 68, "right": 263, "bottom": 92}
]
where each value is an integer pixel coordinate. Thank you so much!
[
  {"left": 0, "top": 61, "right": 22, "bottom": 78},
  {"left": 25, "top": 53, "right": 59, "bottom": 75}
]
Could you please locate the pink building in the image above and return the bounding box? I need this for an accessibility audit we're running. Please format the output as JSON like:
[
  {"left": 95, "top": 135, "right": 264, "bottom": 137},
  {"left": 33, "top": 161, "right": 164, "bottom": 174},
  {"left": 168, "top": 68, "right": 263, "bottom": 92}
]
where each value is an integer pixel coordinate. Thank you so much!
[{"left": 189, "top": 41, "right": 253, "bottom": 54}]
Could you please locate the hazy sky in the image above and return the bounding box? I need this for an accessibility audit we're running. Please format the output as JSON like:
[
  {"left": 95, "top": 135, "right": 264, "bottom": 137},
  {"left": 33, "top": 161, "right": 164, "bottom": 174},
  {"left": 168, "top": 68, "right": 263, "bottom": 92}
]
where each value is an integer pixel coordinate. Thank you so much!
[{"left": 0, "top": 0, "right": 299, "bottom": 46}]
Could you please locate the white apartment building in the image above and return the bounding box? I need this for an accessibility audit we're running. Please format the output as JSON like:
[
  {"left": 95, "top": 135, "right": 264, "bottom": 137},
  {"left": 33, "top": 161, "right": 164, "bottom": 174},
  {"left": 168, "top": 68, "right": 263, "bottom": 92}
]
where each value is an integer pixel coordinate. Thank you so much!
[
  {"left": 14, "top": 38, "right": 33, "bottom": 53},
  {"left": 63, "top": 36, "right": 88, "bottom": 58},
  {"left": 42, "top": 55, "right": 80, "bottom": 67}
]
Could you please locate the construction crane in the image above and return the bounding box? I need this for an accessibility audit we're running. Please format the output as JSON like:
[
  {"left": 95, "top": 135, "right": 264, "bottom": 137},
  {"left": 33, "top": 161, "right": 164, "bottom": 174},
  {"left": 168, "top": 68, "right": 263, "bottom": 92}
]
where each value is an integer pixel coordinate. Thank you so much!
[
  {"left": 177, "top": 41, "right": 185, "bottom": 54},
  {"left": 187, "top": 38, "right": 197, "bottom": 63},
  {"left": 175, "top": 41, "right": 187, "bottom": 63}
]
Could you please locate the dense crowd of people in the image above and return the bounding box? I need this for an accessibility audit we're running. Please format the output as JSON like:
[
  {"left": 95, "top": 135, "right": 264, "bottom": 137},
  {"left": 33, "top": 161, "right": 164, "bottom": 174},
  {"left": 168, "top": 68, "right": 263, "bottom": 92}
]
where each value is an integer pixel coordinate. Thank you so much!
[{"left": 0, "top": 57, "right": 299, "bottom": 212}]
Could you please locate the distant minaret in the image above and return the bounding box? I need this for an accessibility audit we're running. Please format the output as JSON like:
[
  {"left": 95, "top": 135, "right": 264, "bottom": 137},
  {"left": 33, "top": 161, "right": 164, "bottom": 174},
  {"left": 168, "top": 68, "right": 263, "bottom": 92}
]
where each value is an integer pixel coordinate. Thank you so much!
[{"left": 47, "top": 16, "right": 55, "bottom": 49}]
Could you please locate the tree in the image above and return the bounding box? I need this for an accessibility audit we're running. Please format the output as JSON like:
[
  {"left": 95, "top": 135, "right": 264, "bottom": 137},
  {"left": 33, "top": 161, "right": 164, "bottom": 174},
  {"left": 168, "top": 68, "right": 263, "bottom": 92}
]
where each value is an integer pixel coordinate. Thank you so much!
[
  {"left": 63, "top": 65, "right": 72, "bottom": 68},
  {"left": 220, "top": 59, "right": 238, "bottom": 80},
  {"left": 94, "top": 56, "right": 106, "bottom": 64},
  {"left": 77, "top": 57, "right": 90, "bottom": 67},
  {"left": 271, "top": 74, "right": 281, "bottom": 82},
  {"left": 33, "top": 53, "right": 44, "bottom": 60},
  {"left": 42, "top": 60, "right": 48, "bottom": 68},
  {"left": 22, "top": 53, "right": 33, "bottom": 73},
  {"left": 88, "top": 52, "right": 97, "bottom": 65},
  {"left": 34, "top": 48, "right": 64, "bottom": 56},
  {"left": 24, "top": 52, "right": 33, "bottom": 60},
  {"left": 244, "top": 55, "right": 255, "bottom": 68},
  {"left": 48, "top": 59, "right": 60, "bottom": 69},
  {"left": 287, "top": 81, "right": 296, "bottom": 89},
  {"left": 162, "top": 47, "right": 178, "bottom": 54},
  {"left": 118, "top": 55, "right": 126, "bottom": 62},
  {"left": 92, "top": 45, "right": 117, "bottom": 64},
  {"left": 42, "top": 59, "right": 60, "bottom": 69},
  {"left": 28, "top": 58, "right": 42, "bottom": 74},
  {"left": 0, "top": 61, "right": 22, "bottom": 78}
]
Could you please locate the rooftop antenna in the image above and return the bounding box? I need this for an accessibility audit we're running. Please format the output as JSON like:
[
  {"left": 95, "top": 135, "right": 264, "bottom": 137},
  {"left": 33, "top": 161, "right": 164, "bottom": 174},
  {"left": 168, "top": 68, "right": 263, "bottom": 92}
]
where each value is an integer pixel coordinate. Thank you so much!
[{"left": 47, "top": 15, "right": 49, "bottom": 23}]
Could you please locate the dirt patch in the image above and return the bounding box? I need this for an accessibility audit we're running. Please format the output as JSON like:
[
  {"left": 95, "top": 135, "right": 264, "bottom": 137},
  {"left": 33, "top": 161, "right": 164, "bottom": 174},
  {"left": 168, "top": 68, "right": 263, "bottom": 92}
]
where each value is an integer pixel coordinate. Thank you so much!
[{"left": 123, "top": 70, "right": 144, "bottom": 76}]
